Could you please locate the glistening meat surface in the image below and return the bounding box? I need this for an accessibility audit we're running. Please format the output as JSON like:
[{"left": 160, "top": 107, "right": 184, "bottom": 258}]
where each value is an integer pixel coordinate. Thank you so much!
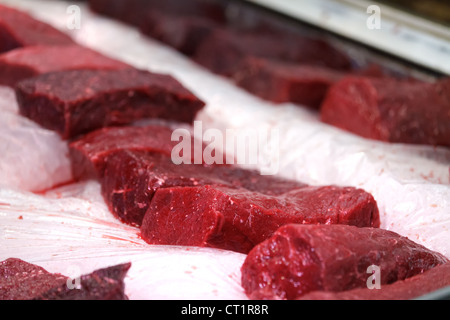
[
  {"left": 140, "top": 184, "right": 380, "bottom": 254},
  {"left": 299, "top": 262, "right": 450, "bottom": 300},
  {"left": 101, "top": 150, "right": 311, "bottom": 227},
  {"left": 240, "top": 224, "right": 448, "bottom": 300}
]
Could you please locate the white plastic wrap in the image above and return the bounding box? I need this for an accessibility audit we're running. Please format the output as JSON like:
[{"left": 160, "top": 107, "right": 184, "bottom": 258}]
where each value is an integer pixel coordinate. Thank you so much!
[{"left": 0, "top": 0, "right": 449, "bottom": 299}]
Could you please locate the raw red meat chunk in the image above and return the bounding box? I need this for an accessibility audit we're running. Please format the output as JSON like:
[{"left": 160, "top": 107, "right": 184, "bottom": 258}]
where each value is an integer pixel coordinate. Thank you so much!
[
  {"left": 299, "top": 262, "right": 450, "bottom": 300},
  {"left": 0, "top": 4, "right": 73, "bottom": 53},
  {"left": 89, "top": 0, "right": 227, "bottom": 27},
  {"left": 0, "top": 258, "right": 68, "bottom": 300},
  {"left": 233, "top": 57, "right": 344, "bottom": 108},
  {"left": 140, "top": 184, "right": 379, "bottom": 254},
  {"left": 320, "top": 76, "right": 450, "bottom": 147},
  {"left": 193, "top": 29, "right": 352, "bottom": 77},
  {"left": 69, "top": 125, "right": 182, "bottom": 180},
  {"left": 241, "top": 224, "right": 448, "bottom": 300},
  {"left": 140, "top": 11, "right": 219, "bottom": 56},
  {"left": 0, "top": 258, "right": 130, "bottom": 300},
  {"left": 15, "top": 69, "right": 205, "bottom": 139},
  {"left": 101, "top": 150, "right": 311, "bottom": 227},
  {"left": 0, "top": 45, "right": 131, "bottom": 87},
  {"left": 35, "top": 263, "right": 131, "bottom": 300},
  {"left": 69, "top": 124, "right": 227, "bottom": 181}
]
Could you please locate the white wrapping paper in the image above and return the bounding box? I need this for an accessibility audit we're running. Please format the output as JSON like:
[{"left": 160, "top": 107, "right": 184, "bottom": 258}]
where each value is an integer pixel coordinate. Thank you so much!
[{"left": 0, "top": 0, "right": 449, "bottom": 300}]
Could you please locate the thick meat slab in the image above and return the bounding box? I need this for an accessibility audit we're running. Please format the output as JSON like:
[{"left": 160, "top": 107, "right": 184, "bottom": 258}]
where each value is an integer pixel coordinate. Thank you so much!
[
  {"left": 0, "top": 45, "right": 130, "bottom": 87},
  {"left": 0, "top": 258, "right": 130, "bottom": 300},
  {"left": 299, "top": 262, "right": 450, "bottom": 300},
  {"left": 69, "top": 125, "right": 178, "bottom": 180},
  {"left": 320, "top": 77, "right": 450, "bottom": 147},
  {"left": 241, "top": 224, "right": 448, "bottom": 300},
  {"left": 69, "top": 124, "right": 224, "bottom": 180},
  {"left": 15, "top": 69, "right": 205, "bottom": 139},
  {"left": 0, "top": 4, "right": 73, "bottom": 53},
  {"left": 102, "top": 150, "right": 310, "bottom": 227},
  {"left": 140, "top": 184, "right": 380, "bottom": 254},
  {"left": 233, "top": 58, "right": 344, "bottom": 108},
  {"left": 193, "top": 29, "right": 352, "bottom": 76}
]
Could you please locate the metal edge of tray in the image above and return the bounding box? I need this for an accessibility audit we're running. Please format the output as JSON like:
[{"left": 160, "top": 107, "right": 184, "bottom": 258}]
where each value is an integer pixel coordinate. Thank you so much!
[
  {"left": 415, "top": 286, "right": 450, "bottom": 301},
  {"left": 241, "top": 0, "right": 450, "bottom": 77}
]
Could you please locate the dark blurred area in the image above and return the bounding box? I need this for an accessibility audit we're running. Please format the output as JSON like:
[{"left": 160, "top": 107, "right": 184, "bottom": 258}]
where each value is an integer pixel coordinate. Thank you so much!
[
  {"left": 86, "top": 0, "right": 447, "bottom": 79},
  {"left": 378, "top": 0, "right": 450, "bottom": 26}
]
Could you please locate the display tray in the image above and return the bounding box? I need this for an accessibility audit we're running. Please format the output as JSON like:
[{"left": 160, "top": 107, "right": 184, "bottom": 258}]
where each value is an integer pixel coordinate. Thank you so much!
[{"left": 0, "top": 0, "right": 449, "bottom": 300}]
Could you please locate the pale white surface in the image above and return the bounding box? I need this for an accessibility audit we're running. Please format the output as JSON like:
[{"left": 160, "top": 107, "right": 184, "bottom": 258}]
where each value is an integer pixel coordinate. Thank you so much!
[
  {"left": 0, "top": 0, "right": 449, "bottom": 300},
  {"left": 0, "top": 87, "right": 72, "bottom": 192}
]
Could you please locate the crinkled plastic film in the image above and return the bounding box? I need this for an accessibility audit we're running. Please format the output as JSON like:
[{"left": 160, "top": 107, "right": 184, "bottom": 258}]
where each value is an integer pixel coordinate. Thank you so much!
[{"left": 0, "top": 0, "right": 449, "bottom": 299}]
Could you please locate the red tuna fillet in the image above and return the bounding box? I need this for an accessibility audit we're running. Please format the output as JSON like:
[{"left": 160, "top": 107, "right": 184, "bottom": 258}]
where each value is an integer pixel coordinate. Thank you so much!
[
  {"left": 193, "top": 29, "right": 352, "bottom": 76},
  {"left": 69, "top": 124, "right": 228, "bottom": 181},
  {"left": 320, "top": 76, "right": 450, "bottom": 147},
  {"left": 0, "top": 45, "right": 130, "bottom": 87},
  {"left": 241, "top": 224, "right": 448, "bottom": 300},
  {"left": 0, "top": 258, "right": 130, "bottom": 300},
  {"left": 15, "top": 69, "right": 205, "bottom": 139},
  {"left": 102, "top": 150, "right": 310, "bottom": 227},
  {"left": 233, "top": 57, "right": 344, "bottom": 108},
  {"left": 140, "top": 184, "right": 380, "bottom": 254},
  {"left": 299, "top": 262, "right": 450, "bottom": 300},
  {"left": 69, "top": 125, "right": 181, "bottom": 180},
  {"left": 0, "top": 4, "right": 73, "bottom": 53}
]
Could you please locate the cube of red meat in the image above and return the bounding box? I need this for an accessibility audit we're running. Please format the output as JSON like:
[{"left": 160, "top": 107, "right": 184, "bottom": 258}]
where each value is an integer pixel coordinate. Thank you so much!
[
  {"left": 241, "top": 224, "right": 448, "bottom": 300},
  {"left": 233, "top": 57, "right": 344, "bottom": 108},
  {"left": 140, "top": 184, "right": 380, "bottom": 254},
  {"left": 299, "top": 262, "right": 450, "bottom": 300},
  {"left": 101, "top": 150, "right": 310, "bottom": 227},
  {"left": 15, "top": 69, "right": 205, "bottom": 139},
  {"left": 0, "top": 4, "right": 73, "bottom": 53},
  {"left": 0, "top": 45, "right": 131, "bottom": 87},
  {"left": 320, "top": 76, "right": 450, "bottom": 147},
  {"left": 69, "top": 125, "right": 180, "bottom": 180},
  {"left": 0, "top": 258, "right": 130, "bottom": 300}
]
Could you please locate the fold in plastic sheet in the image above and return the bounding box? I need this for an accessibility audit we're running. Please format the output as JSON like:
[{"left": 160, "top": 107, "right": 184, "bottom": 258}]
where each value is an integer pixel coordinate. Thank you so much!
[
  {"left": 0, "top": 181, "right": 247, "bottom": 300},
  {"left": 0, "top": 0, "right": 449, "bottom": 299}
]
